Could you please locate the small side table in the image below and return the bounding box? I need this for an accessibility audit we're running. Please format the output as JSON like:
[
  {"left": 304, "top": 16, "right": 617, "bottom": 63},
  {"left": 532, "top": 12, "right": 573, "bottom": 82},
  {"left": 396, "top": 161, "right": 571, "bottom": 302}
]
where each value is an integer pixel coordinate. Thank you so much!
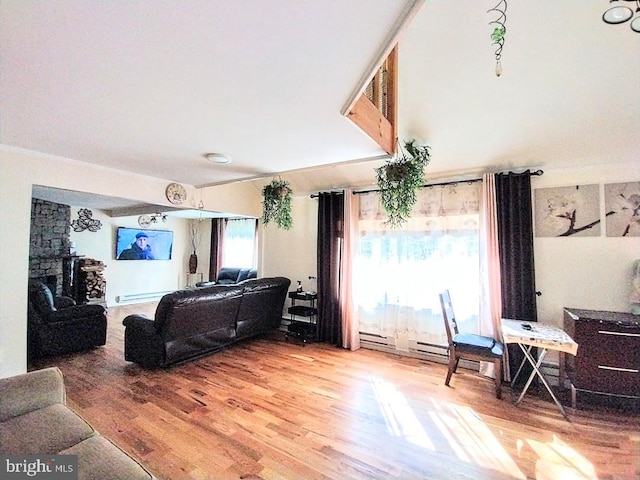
[
  {"left": 501, "top": 318, "right": 578, "bottom": 419},
  {"left": 186, "top": 272, "right": 203, "bottom": 288}
]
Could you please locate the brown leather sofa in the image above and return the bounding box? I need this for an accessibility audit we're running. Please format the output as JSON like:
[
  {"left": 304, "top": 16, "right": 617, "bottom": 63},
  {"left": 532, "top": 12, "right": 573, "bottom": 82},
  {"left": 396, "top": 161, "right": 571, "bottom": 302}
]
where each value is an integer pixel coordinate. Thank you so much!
[
  {"left": 27, "top": 280, "right": 107, "bottom": 359},
  {"left": 122, "top": 277, "right": 290, "bottom": 367},
  {"left": 215, "top": 267, "right": 258, "bottom": 284}
]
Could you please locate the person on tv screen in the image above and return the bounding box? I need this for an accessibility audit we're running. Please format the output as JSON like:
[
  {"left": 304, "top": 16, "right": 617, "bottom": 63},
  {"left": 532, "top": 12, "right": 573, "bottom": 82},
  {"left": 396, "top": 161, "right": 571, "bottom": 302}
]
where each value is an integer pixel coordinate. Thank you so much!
[{"left": 118, "top": 232, "right": 155, "bottom": 260}]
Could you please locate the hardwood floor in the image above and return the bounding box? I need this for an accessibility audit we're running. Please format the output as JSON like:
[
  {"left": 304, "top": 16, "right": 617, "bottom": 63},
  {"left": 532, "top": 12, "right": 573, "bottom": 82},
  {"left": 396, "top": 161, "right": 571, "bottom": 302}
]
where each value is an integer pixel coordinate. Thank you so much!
[{"left": 30, "top": 303, "right": 639, "bottom": 480}]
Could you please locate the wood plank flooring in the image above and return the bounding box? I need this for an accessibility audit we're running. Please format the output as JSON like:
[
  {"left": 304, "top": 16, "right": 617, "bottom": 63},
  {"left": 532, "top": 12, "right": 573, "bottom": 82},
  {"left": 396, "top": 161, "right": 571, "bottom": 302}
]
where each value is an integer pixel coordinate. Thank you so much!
[{"left": 30, "top": 303, "right": 639, "bottom": 480}]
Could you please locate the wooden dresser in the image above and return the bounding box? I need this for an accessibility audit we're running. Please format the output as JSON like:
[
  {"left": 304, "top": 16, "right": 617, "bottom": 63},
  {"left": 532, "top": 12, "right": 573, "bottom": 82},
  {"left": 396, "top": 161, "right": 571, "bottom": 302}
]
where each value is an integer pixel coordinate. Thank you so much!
[{"left": 563, "top": 308, "right": 640, "bottom": 408}]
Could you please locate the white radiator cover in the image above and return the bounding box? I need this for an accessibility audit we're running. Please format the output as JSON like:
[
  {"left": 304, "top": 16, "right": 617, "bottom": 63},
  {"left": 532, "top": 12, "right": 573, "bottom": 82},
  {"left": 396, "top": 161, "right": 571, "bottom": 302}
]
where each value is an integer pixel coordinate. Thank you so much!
[
  {"left": 115, "top": 290, "right": 174, "bottom": 303},
  {"left": 359, "top": 333, "right": 561, "bottom": 385}
]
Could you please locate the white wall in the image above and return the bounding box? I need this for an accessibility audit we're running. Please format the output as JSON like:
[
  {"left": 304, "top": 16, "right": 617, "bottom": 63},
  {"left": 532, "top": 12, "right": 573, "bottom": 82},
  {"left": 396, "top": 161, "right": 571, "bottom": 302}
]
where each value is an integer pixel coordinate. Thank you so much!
[
  {"left": 69, "top": 208, "right": 212, "bottom": 306},
  {"left": 260, "top": 195, "right": 318, "bottom": 291},
  {"left": 0, "top": 146, "right": 257, "bottom": 378},
  {"left": 2, "top": 143, "right": 637, "bottom": 378},
  {"left": 532, "top": 162, "right": 640, "bottom": 325}
]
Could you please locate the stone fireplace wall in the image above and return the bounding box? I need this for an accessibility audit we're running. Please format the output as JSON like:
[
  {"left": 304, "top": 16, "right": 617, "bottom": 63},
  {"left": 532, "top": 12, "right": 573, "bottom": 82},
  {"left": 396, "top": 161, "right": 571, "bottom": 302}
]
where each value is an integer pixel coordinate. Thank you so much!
[{"left": 29, "top": 199, "right": 71, "bottom": 295}]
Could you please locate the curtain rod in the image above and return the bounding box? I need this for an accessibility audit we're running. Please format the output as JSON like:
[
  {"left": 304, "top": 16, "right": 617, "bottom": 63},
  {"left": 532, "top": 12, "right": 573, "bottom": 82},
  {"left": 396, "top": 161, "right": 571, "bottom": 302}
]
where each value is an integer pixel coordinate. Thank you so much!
[
  {"left": 310, "top": 191, "right": 344, "bottom": 199},
  {"left": 309, "top": 169, "right": 543, "bottom": 198},
  {"left": 350, "top": 168, "right": 543, "bottom": 196}
]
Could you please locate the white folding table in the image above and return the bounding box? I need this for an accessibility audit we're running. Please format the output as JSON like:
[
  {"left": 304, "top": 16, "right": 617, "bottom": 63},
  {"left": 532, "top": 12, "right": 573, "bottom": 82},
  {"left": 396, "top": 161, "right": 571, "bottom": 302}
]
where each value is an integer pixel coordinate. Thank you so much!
[{"left": 501, "top": 319, "right": 579, "bottom": 419}]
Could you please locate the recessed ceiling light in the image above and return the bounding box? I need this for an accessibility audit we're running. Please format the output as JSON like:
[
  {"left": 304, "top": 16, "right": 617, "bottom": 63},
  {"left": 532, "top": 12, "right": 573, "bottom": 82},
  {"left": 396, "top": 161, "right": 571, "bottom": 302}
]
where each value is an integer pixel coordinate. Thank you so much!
[{"left": 204, "top": 153, "right": 231, "bottom": 164}]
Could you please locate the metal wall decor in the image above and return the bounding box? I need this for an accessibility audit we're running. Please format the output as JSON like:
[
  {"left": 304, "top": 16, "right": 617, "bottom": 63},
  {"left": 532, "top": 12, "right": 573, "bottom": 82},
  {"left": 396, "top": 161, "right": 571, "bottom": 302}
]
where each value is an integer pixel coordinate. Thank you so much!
[
  {"left": 488, "top": 0, "right": 507, "bottom": 76},
  {"left": 71, "top": 208, "right": 102, "bottom": 232}
]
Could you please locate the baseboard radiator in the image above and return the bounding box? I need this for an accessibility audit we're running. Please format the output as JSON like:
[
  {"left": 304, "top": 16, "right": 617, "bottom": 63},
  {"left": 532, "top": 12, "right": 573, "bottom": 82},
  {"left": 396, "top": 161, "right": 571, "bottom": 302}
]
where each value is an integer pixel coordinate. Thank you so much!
[
  {"left": 359, "top": 333, "right": 561, "bottom": 385},
  {"left": 115, "top": 290, "right": 174, "bottom": 303}
]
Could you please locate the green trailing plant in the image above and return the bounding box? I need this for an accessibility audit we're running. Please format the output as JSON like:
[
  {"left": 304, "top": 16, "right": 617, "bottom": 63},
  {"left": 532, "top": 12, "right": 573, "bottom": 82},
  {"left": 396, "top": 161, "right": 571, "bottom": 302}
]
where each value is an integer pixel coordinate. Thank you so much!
[
  {"left": 375, "top": 139, "right": 431, "bottom": 228},
  {"left": 262, "top": 178, "right": 293, "bottom": 230}
]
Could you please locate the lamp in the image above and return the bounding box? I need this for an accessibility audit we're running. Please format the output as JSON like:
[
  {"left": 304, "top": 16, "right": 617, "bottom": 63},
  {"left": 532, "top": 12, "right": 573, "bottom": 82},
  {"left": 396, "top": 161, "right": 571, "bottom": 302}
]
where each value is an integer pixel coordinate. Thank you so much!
[
  {"left": 204, "top": 153, "right": 231, "bottom": 164},
  {"left": 150, "top": 213, "right": 167, "bottom": 223},
  {"left": 603, "top": 0, "right": 640, "bottom": 32}
]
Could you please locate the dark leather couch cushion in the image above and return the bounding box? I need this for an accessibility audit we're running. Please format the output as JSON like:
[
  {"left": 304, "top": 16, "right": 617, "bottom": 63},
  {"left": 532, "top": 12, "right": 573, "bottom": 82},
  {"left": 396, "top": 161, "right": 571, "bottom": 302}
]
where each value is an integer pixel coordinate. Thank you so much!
[
  {"left": 28, "top": 280, "right": 57, "bottom": 315},
  {"left": 216, "top": 267, "right": 258, "bottom": 284},
  {"left": 154, "top": 285, "right": 244, "bottom": 339},
  {"left": 216, "top": 268, "right": 242, "bottom": 284},
  {"left": 236, "top": 277, "right": 290, "bottom": 338}
]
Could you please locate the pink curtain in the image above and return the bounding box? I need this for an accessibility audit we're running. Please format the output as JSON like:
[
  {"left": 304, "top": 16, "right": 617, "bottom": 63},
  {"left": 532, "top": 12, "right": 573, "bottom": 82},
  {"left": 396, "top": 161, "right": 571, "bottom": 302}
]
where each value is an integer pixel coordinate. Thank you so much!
[
  {"left": 479, "top": 173, "right": 507, "bottom": 379},
  {"left": 340, "top": 189, "right": 360, "bottom": 351}
]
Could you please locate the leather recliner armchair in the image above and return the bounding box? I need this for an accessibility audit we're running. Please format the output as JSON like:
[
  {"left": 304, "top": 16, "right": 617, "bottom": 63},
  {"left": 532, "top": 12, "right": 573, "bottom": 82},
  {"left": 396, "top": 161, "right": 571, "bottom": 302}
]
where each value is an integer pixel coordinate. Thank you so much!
[{"left": 27, "top": 280, "right": 107, "bottom": 359}]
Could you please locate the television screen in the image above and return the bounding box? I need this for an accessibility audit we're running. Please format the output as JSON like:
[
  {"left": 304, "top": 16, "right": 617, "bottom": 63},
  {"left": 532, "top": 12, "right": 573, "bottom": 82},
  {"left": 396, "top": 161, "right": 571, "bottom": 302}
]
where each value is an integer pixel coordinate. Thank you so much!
[{"left": 115, "top": 227, "right": 173, "bottom": 260}]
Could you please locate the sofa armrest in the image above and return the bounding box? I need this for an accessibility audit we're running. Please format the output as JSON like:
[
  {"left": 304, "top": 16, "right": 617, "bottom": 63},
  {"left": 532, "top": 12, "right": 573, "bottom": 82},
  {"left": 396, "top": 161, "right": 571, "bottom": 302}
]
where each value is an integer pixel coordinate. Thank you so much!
[
  {"left": 122, "top": 314, "right": 165, "bottom": 367},
  {"left": 54, "top": 296, "right": 76, "bottom": 309},
  {"left": 0, "top": 367, "right": 65, "bottom": 421},
  {"left": 48, "top": 304, "right": 105, "bottom": 323},
  {"left": 122, "top": 314, "right": 155, "bottom": 334}
]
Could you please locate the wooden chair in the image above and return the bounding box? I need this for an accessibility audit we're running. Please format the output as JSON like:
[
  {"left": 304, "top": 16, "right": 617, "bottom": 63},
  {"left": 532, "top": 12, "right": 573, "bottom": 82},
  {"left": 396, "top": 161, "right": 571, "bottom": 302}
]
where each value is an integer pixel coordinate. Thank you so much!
[{"left": 439, "top": 290, "right": 504, "bottom": 398}]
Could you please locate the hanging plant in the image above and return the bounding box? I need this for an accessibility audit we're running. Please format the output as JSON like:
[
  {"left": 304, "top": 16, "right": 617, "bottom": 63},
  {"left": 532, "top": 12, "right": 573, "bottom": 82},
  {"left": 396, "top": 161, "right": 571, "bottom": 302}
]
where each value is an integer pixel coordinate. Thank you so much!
[
  {"left": 262, "top": 178, "right": 293, "bottom": 230},
  {"left": 375, "top": 139, "right": 431, "bottom": 228}
]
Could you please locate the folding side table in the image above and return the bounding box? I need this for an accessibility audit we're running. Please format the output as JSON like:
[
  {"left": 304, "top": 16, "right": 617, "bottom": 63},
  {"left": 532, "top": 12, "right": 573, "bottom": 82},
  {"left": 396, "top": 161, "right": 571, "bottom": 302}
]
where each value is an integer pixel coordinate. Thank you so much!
[{"left": 501, "top": 318, "right": 579, "bottom": 419}]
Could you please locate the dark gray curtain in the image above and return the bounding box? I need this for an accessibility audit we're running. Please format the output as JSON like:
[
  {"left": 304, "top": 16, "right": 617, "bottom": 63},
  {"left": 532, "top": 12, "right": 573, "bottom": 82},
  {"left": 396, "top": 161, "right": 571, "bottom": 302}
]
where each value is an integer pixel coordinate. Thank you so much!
[
  {"left": 316, "top": 192, "right": 344, "bottom": 345},
  {"left": 496, "top": 170, "right": 538, "bottom": 384},
  {"left": 208, "top": 218, "right": 225, "bottom": 282}
]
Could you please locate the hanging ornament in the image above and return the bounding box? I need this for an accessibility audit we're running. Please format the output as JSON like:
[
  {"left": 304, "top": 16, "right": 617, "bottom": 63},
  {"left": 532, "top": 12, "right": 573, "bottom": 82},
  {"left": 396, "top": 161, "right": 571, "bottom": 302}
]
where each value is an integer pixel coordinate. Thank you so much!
[{"left": 488, "top": 0, "right": 507, "bottom": 77}]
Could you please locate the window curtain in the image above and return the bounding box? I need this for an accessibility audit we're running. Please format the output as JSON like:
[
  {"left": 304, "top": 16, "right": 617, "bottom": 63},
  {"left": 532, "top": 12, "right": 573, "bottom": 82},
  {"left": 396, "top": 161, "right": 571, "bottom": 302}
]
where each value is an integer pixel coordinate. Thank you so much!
[
  {"left": 355, "top": 182, "right": 482, "bottom": 350},
  {"left": 340, "top": 189, "right": 359, "bottom": 351},
  {"left": 317, "top": 192, "right": 344, "bottom": 346},
  {"left": 496, "top": 170, "right": 538, "bottom": 384},
  {"left": 209, "top": 218, "right": 225, "bottom": 282},
  {"left": 479, "top": 173, "right": 504, "bottom": 379}
]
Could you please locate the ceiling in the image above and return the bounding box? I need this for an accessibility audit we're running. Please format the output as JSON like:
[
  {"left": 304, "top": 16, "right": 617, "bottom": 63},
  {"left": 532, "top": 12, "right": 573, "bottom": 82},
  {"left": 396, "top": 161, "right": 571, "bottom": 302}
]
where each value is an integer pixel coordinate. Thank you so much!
[{"left": 2, "top": 1, "right": 639, "bottom": 211}]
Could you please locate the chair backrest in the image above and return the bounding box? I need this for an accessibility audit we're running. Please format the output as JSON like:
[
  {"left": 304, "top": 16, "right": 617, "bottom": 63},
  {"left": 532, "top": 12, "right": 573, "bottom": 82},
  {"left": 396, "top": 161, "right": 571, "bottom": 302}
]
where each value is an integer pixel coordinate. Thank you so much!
[
  {"left": 439, "top": 290, "right": 459, "bottom": 347},
  {"left": 28, "top": 280, "right": 56, "bottom": 316}
]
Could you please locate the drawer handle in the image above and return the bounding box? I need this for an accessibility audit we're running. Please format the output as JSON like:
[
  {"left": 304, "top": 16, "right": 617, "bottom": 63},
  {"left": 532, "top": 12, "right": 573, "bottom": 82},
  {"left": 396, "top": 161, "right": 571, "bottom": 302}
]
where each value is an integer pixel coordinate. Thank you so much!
[
  {"left": 597, "top": 330, "right": 640, "bottom": 338},
  {"left": 597, "top": 365, "right": 639, "bottom": 373}
]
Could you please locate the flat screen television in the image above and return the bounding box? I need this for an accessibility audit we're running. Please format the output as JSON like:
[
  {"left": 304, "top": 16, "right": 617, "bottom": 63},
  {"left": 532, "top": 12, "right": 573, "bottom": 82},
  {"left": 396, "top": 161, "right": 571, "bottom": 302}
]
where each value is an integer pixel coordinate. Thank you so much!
[{"left": 115, "top": 227, "right": 173, "bottom": 260}]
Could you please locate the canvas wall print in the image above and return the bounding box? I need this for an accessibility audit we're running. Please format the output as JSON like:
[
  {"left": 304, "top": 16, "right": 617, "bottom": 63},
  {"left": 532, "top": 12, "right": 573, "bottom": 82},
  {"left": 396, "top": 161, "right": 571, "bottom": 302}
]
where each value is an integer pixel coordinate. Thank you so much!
[
  {"left": 604, "top": 181, "right": 640, "bottom": 237},
  {"left": 534, "top": 184, "right": 601, "bottom": 237}
]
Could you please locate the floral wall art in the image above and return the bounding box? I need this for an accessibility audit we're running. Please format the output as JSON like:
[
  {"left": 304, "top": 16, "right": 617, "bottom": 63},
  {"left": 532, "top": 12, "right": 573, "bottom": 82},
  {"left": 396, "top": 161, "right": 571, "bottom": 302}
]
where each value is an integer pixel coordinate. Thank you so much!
[
  {"left": 534, "top": 184, "right": 601, "bottom": 237},
  {"left": 604, "top": 181, "right": 640, "bottom": 237}
]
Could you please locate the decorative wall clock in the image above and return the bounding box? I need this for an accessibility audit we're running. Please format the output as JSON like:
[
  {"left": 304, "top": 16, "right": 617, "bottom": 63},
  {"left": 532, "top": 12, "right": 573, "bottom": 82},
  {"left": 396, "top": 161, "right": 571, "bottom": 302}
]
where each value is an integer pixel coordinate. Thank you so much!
[
  {"left": 138, "top": 214, "right": 152, "bottom": 227},
  {"left": 166, "top": 183, "right": 187, "bottom": 205}
]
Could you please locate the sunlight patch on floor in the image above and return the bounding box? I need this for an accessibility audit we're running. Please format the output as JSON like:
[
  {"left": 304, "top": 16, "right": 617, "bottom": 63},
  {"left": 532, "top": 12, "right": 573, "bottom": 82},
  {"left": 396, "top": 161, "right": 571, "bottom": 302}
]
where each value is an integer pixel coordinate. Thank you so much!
[
  {"left": 527, "top": 435, "right": 597, "bottom": 480},
  {"left": 368, "top": 376, "right": 605, "bottom": 480},
  {"left": 429, "top": 399, "right": 526, "bottom": 479},
  {"left": 370, "top": 377, "right": 435, "bottom": 450}
]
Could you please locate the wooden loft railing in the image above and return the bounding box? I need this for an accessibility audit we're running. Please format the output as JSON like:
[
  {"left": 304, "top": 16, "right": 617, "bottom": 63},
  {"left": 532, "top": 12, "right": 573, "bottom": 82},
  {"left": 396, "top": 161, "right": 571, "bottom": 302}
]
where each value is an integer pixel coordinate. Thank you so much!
[{"left": 347, "top": 46, "right": 397, "bottom": 155}]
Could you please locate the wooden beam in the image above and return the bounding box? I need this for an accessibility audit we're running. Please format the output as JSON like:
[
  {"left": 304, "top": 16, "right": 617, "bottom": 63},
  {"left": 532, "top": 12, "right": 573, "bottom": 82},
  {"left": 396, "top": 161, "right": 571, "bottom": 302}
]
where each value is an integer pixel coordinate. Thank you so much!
[{"left": 347, "top": 95, "right": 394, "bottom": 154}]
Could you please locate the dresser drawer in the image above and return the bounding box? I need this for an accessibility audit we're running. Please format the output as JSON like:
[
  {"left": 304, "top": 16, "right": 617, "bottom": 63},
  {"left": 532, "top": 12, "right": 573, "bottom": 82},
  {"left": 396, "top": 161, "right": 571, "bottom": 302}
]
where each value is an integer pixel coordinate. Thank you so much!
[
  {"left": 565, "top": 309, "right": 640, "bottom": 398},
  {"left": 574, "top": 356, "right": 639, "bottom": 396}
]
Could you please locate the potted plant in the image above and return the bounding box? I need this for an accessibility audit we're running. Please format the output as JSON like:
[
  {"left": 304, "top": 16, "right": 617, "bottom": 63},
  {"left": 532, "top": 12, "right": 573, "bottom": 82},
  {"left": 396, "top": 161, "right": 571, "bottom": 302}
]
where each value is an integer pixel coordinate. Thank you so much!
[
  {"left": 375, "top": 139, "right": 431, "bottom": 228},
  {"left": 262, "top": 178, "right": 293, "bottom": 230}
]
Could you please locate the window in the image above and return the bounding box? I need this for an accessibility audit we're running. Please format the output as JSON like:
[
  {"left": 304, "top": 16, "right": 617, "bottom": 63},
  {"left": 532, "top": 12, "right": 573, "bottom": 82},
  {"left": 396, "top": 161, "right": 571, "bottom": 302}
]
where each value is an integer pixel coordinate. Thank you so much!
[
  {"left": 354, "top": 183, "right": 481, "bottom": 349},
  {"left": 222, "top": 218, "right": 257, "bottom": 268}
]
